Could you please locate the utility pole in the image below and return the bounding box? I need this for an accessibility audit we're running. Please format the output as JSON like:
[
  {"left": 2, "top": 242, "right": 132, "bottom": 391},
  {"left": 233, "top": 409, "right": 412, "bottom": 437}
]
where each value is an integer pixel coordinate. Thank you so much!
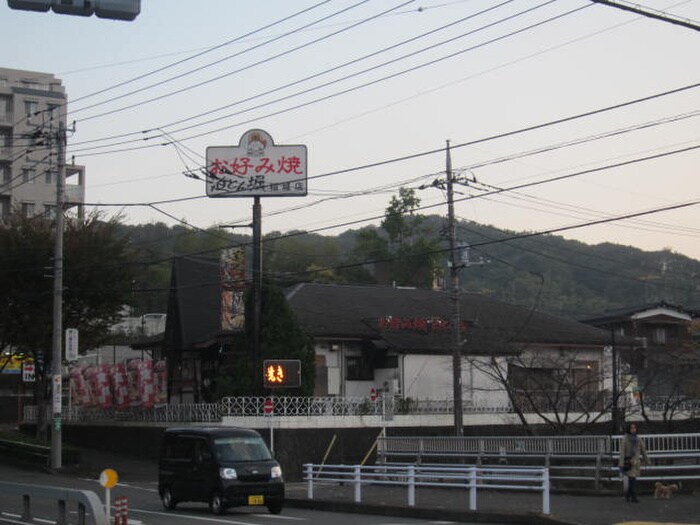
[
  {"left": 446, "top": 140, "right": 463, "bottom": 436},
  {"left": 50, "top": 120, "right": 66, "bottom": 470}
]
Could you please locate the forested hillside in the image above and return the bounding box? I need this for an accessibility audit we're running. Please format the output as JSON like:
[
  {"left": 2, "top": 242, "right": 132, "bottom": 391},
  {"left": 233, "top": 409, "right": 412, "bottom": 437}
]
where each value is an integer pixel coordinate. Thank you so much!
[{"left": 123, "top": 217, "right": 700, "bottom": 321}]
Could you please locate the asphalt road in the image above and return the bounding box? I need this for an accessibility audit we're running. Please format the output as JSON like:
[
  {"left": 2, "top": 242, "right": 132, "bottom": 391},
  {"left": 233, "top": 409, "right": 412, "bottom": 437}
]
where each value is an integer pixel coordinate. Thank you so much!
[{"left": 0, "top": 461, "right": 502, "bottom": 525}]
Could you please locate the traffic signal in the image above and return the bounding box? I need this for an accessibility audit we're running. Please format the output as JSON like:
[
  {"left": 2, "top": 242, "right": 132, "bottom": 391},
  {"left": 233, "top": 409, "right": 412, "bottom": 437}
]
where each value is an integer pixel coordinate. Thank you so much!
[
  {"left": 262, "top": 359, "right": 301, "bottom": 388},
  {"left": 8, "top": 0, "right": 141, "bottom": 20}
]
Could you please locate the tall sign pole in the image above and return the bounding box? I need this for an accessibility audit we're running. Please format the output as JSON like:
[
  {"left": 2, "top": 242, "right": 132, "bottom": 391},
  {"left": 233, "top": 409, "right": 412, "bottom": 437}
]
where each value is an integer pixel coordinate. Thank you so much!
[
  {"left": 446, "top": 140, "right": 463, "bottom": 436},
  {"left": 206, "top": 130, "right": 307, "bottom": 386},
  {"left": 50, "top": 120, "right": 66, "bottom": 469},
  {"left": 252, "top": 196, "right": 262, "bottom": 373}
]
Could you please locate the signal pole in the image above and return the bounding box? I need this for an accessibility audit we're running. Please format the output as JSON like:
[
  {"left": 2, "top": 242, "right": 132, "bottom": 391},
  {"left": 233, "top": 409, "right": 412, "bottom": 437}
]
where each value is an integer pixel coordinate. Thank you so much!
[{"left": 446, "top": 140, "right": 463, "bottom": 436}]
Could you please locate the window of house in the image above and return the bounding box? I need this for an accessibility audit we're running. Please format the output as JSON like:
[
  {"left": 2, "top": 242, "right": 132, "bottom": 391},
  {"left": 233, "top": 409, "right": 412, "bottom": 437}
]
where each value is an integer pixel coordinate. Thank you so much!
[
  {"left": 0, "top": 78, "right": 7, "bottom": 88},
  {"left": 22, "top": 202, "right": 35, "bottom": 217},
  {"left": 346, "top": 355, "right": 373, "bottom": 381},
  {"left": 22, "top": 167, "right": 36, "bottom": 184},
  {"left": 1, "top": 163, "right": 9, "bottom": 184},
  {"left": 652, "top": 327, "right": 666, "bottom": 344},
  {"left": 46, "top": 170, "right": 55, "bottom": 185}
]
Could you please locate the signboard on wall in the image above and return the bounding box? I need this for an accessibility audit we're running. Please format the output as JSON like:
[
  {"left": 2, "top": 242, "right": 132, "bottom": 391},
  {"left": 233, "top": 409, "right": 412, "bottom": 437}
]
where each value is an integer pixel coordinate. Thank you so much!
[{"left": 206, "top": 129, "right": 307, "bottom": 197}]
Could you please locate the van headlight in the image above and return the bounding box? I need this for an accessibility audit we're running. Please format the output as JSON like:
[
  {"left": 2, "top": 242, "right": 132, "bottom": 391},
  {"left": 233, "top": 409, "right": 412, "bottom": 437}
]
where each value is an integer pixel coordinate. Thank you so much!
[
  {"left": 271, "top": 466, "right": 282, "bottom": 479},
  {"left": 220, "top": 467, "right": 237, "bottom": 480}
]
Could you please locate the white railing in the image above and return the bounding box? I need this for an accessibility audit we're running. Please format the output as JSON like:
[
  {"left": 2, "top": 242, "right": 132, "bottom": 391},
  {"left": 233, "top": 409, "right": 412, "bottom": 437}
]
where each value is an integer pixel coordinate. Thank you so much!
[
  {"left": 303, "top": 463, "right": 550, "bottom": 514},
  {"left": 21, "top": 395, "right": 700, "bottom": 424},
  {"left": 24, "top": 403, "right": 221, "bottom": 424},
  {"left": 377, "top": 434, "right": 700, "bottom": 486}
]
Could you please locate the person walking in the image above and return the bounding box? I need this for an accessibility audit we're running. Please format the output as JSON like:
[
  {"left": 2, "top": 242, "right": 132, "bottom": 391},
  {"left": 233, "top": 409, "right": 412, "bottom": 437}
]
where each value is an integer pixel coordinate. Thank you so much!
[{"left": 619, "top": 422, "right": 648, "bottom": 503}]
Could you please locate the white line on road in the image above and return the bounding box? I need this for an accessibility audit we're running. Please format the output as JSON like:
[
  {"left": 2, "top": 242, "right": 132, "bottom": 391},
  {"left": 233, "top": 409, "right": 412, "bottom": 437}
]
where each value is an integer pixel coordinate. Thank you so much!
[
  {"left": 249, "top": 514, "right": 304, "bottom": 521},
  {"left": 129, "top": 508, "right": 264, "bottom": 525}
]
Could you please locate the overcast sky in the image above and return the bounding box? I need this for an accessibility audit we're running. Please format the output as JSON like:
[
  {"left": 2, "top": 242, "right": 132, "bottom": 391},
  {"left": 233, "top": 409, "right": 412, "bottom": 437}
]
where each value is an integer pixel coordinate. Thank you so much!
[{"left": 2, "top": 0, "right": 699, "bottom": 260}]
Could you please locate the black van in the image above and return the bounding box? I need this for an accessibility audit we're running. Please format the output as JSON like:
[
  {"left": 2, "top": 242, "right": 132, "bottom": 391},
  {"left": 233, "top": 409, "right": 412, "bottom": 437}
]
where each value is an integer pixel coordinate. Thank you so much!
[{"left": 158, "top": 426, "right": 284, "bottom": 514}]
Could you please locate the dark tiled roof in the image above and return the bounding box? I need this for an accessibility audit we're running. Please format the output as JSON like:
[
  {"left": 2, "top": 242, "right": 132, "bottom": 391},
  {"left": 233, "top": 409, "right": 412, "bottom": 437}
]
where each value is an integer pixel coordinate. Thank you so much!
[
  {"left": 582, "top": 301, "right": 692, "bottom": 325},
  {"left": 286, "top": 283, "right": 612, "bottom": 355}
]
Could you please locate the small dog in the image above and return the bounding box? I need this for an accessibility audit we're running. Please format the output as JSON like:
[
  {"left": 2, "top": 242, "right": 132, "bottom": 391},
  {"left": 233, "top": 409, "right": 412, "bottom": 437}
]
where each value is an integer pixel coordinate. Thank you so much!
[{"left": 654, "top": 481, "right": 679, "bottom": 499}]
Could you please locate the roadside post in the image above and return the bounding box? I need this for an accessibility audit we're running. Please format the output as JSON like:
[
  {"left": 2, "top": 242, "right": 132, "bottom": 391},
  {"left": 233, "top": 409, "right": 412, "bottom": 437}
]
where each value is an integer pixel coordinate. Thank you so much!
[
  {"left": 99, "top": 468, "right": 118, "bottom": 523},
  {"left": 264, "top": 397, "right": 274, "bottom": 452}
]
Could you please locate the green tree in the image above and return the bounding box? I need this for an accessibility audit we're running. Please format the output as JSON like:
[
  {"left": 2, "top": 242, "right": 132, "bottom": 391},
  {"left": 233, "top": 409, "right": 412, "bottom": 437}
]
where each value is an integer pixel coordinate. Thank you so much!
[
  {"left": 0, "top": 212, "right": 137, "bottom": 436},
  {"left": 215, "top": 280, "right": 315, "bottom": 397}
]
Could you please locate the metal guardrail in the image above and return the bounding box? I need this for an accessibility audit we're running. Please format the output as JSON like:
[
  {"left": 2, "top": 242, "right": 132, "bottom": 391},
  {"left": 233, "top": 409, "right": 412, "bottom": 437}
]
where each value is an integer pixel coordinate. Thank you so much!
[
  {"left": 303, "top": 463, "right": 551, "bottom": 514},
  {"left": 0, "top": 481, "right": 108, "bottom": 525},
  {"left": 377, "top": 434, "right": 700, "bottom": 488}
]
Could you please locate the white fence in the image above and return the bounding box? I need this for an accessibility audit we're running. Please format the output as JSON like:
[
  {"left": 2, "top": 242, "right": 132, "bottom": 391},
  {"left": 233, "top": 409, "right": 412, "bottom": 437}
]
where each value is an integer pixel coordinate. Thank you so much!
[
  {"left": 377, "top": 433, "right": 700, "bottom": 487},
  {"left": 21, "top": 395, "right": 700, "bottom": 424},
  {"left": 303, "top": 463, "right": 551, "bottom": 514}
]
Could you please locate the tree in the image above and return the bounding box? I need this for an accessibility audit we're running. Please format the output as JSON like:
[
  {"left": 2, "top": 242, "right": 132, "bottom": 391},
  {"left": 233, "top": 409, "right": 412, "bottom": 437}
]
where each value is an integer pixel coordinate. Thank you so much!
[
  {"left": 469, "top": 345, "right": 615, "bottom": 435},
  {"left": 374, "top": 188, "right": 440, "bottom": 288},
  {"left": 0, "top": 212, "right": 137, "bottom": 436},
  {"left": 215, "top": 280, "right": 315, "bottom": 397}
]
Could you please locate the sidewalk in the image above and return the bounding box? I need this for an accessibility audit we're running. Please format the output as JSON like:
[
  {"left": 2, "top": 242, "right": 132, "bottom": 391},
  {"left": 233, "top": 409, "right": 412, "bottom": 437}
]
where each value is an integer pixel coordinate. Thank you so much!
[{"left": 63, "top": 448, "right": 700, "bottom": 525}]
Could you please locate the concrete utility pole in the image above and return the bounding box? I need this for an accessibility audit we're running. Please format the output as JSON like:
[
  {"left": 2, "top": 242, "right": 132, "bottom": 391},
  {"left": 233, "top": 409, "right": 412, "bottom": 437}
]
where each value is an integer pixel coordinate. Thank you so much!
[
  {"left": 50, "top": 120, "right": 66, "bottom": 470},
  {"left": 446, "top": 140, "right": 463, "bottom": 436}
]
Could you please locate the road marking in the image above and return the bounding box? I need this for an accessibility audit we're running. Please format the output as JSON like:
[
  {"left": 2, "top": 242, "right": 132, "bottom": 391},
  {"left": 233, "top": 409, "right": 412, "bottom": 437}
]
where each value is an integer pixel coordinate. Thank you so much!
[
  {"left": 249, "top": 514, "right": 304, "bottom": 521},
  {"left": 613, "top": 523, "right": 700, "bottom": 525},
  {"left": 129, "top": 508, "right": 262, "bottom": 525}
]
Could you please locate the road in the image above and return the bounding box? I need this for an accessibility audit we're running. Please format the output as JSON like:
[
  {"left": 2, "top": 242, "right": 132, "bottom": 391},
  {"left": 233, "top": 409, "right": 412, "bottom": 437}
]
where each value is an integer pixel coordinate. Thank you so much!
[{"left": 0, "top": 461, "right": 489, "bottom": 525}]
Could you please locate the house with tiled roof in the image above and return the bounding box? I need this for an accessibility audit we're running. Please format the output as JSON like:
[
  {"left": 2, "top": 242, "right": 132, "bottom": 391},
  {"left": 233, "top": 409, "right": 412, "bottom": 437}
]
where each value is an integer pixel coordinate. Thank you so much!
[
  {"left": 584, "top": 302, "right": 700, "bottom": 403},
  {"left": 161, "top": 256, "right": 620, "bottom": 412}
]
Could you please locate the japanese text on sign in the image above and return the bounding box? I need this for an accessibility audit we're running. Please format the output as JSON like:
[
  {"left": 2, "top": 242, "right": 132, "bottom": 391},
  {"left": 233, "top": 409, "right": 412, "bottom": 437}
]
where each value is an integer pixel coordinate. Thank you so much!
[
  {"left": 262, "top": 359, "right": 301, "bottom": 388},
  {"left": 377, "top": 316, "right": 470, "bottom": 332},
  {"left": 206, "top": 129, "right": 307, "bottom": 197}
]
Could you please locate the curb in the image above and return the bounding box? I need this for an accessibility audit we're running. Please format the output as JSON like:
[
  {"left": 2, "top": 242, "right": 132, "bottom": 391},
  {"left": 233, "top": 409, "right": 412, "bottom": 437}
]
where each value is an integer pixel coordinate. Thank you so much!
[{"left": 284, "top": 497, "right": 578, "bottom": 525}]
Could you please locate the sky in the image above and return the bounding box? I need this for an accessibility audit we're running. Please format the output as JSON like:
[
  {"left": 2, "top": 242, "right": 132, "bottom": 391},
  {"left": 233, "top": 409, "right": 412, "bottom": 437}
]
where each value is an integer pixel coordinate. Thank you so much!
[{"left": 2, "top": 0, "right": 699, "bottom": 261}]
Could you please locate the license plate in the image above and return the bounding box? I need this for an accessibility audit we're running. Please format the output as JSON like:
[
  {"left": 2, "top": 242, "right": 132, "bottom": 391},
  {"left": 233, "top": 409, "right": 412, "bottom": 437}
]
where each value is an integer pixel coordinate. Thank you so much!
[{"left": 248, "top": 495, "right": 264, "bottom": 505}]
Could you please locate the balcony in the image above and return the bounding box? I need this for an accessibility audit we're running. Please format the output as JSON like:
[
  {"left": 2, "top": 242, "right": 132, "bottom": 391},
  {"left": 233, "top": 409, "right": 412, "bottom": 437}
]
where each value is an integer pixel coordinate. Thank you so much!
[{"left": 65, "top": 182, "right": 85, "bottom": 204}]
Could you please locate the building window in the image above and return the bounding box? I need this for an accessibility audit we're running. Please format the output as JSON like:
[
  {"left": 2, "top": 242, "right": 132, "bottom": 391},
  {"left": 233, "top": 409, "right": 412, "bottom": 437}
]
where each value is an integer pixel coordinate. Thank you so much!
[
  {"left": 46, "top": 170, "right": 55, "bottom": 185},
  {"left": 1, "top": 163, "right": 9, "bottom": 184},
  {"left": 0, "top": 198, "right": 9, "bottom": 220},
  {"left": 44, "top": 204, "right": 56, "bottom": 219},
  {"left": 0, "top": 96, "right": 11, "bottom": 120},
  {"left": 652, "top": 327, "right": 666, "bottom": 344},
  {"left": 47, "top": 104, "right": 59, "bottom": 120},
  {"left": 346, "top": 355, "right": 373, "bottom": 381},
  {"left": 0, "top": 128, "right": 10, "bottom": 148},
  {"left": 22, "top": 202, "right": 35, "bottom": 217},
  {"left": 22, "top": 167, "right": 36, "bottom": 184},
  {"left": 25, "top": 100, "right": 39, "bottom": 118}
]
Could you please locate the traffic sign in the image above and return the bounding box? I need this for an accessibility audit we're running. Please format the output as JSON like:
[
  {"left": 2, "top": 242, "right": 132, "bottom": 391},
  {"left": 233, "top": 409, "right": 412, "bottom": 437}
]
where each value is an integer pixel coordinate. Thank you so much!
[
  {"left": 22, "top": 362, "right": 35, "bottom": 383},
  {"left": 65, "top": 328, "right": 78, "bottom": 362},
  {"left": 370, "top": 387, "right": 377, "bottom": 401},
  {"left": 99, "top": 468, "right": 119, "bottom": 488},
  {"left": 263, "top": 398, "right": 274, "bottom": 416}
]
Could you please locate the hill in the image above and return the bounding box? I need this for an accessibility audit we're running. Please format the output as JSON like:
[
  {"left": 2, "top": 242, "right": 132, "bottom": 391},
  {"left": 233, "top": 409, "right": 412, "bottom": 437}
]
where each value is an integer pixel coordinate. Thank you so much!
[{"left": 123, "top": 217, "right": 700, "bottom": 321}]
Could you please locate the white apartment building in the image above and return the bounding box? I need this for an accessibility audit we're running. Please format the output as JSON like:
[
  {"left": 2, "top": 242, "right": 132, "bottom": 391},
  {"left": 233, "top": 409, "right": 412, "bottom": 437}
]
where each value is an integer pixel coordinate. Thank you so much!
[{"left": 0, "top": 67, "right": 84, "bottom": 220}]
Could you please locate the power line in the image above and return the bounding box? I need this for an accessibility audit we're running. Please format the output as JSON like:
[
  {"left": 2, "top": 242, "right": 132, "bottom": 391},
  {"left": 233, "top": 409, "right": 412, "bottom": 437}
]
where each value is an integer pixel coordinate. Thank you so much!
[
  {"left": 70, "top": 0, "right": 587, "bottom": 156},
  {"left": 590, "top": 0, "right": 700, "bottom": 31},
  {"left": 72, "top": 0, "right": 389, "bottom": 120}
]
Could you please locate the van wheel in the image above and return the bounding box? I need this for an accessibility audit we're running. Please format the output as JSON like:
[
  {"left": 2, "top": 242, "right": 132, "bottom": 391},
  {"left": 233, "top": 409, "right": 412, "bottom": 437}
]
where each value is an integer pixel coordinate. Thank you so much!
[
  {"left": 209, "top": 492, "right": 225, "bottom": 515},
  {"left": 161, "top": 487, "right": 177, "bottom": 510},
  {"left": 267, "top": 501, "right": 283, "bottom": 515}
]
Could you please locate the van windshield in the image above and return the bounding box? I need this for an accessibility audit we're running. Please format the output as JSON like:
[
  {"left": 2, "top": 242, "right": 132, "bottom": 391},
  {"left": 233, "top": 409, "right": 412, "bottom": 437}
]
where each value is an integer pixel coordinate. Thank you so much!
[{"left": 214, "top": 436, "right": 272, "bottom": 462}]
